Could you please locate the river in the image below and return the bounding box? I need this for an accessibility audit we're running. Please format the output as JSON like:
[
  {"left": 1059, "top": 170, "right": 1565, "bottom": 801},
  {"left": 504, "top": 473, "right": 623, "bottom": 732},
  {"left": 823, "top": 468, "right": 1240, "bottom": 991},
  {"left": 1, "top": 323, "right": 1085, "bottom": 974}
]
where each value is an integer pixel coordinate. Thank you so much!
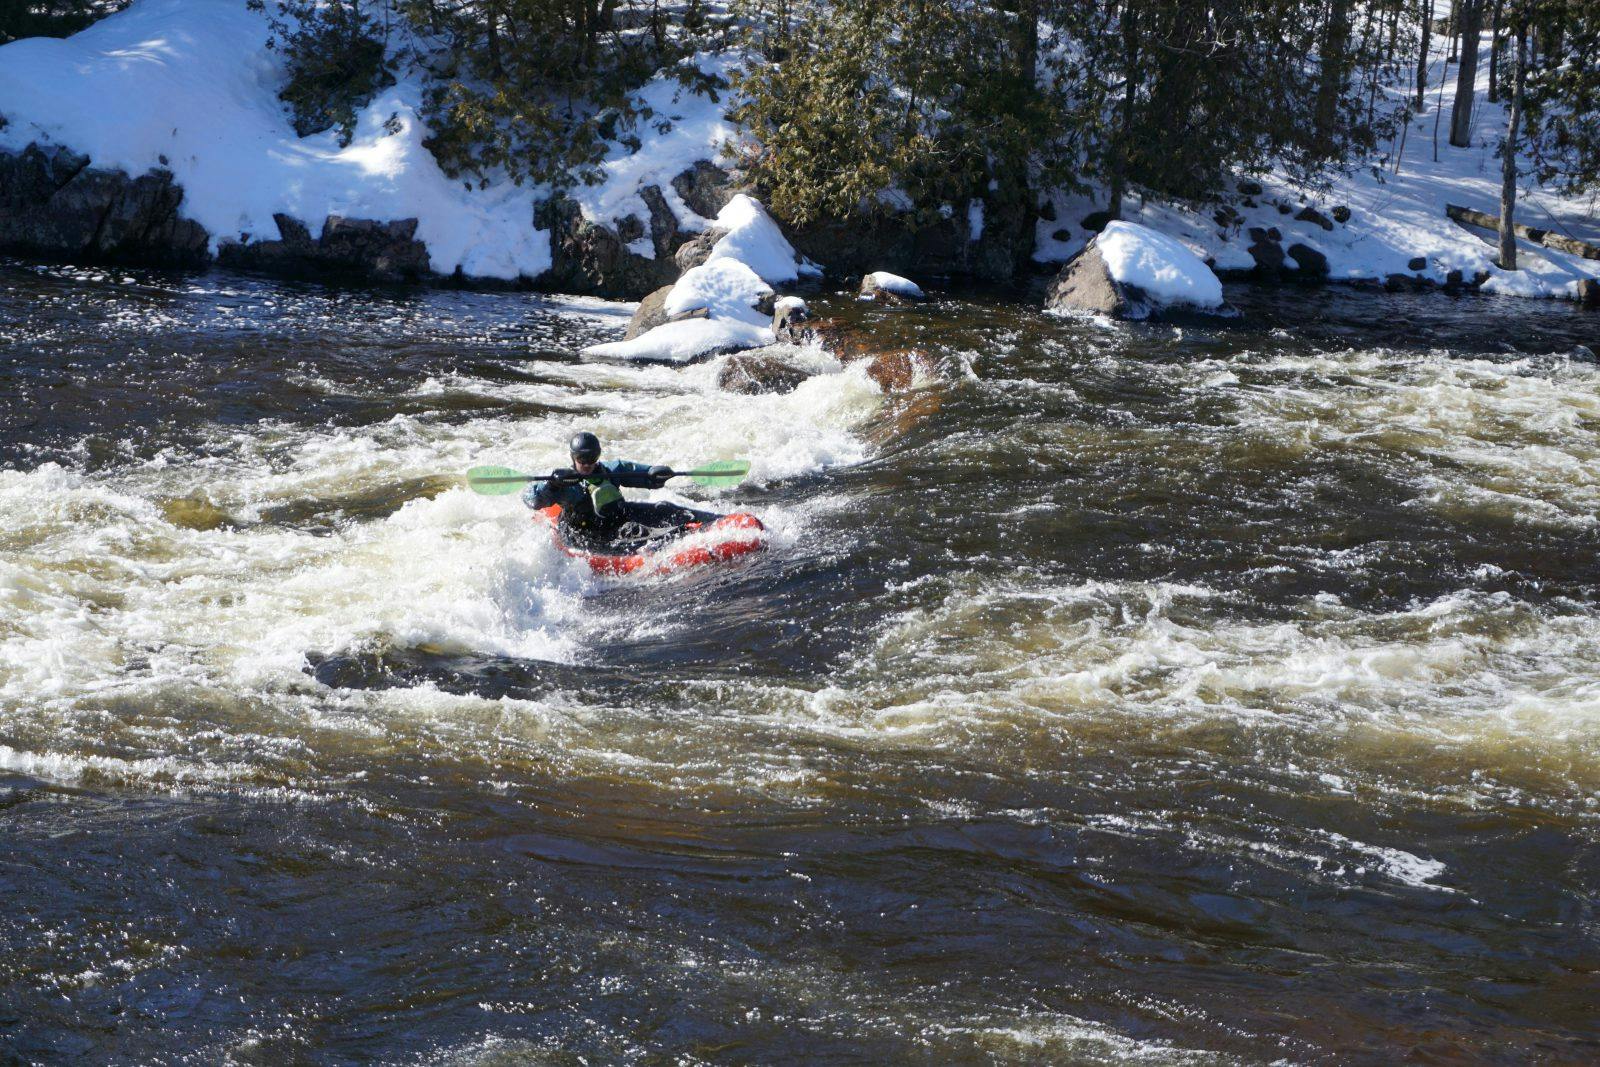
[{"left": 2, "top": 259, "right": 1598, "bottom": 1064}]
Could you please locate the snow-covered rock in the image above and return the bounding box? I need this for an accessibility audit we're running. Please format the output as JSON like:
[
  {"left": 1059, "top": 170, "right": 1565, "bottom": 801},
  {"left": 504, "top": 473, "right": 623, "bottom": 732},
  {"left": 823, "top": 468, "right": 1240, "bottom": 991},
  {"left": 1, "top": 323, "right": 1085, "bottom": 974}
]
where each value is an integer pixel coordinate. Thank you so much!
[
  {"left": 1047, "top": 221, "right": 1227, "bottom": 320},
  {"left": 583, "top": 315, "right": 773, "bottom": 363},
  {"left": 665, "top": 258, "right": 774, "bottom": 322},
  {"left": 859, "top": 271, "right": 926, "bottom": 303},
  {"left": 701, "top": 194, "right": 821, "bottom": 285},
  {"left": 585, "top": 194, "right": 815, "bottom": 363}
]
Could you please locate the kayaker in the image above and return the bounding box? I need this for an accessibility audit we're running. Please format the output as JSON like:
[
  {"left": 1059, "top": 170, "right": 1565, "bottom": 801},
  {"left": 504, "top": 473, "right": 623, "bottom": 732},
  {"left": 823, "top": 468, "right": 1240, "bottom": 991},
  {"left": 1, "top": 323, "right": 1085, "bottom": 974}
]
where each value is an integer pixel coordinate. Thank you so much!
[{"left": 522, "top": 432, "right": 707, "bottom": 549}]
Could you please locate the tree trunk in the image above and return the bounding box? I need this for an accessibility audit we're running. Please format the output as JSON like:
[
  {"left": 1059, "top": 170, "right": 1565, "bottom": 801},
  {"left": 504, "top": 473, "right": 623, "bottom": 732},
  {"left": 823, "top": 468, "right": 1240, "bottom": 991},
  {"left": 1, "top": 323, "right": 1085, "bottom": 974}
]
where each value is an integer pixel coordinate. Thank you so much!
[
  {"left": 1487, "top": 0, "right": 1505, "bottom": 101},
  {"left": 1415, "top": 0, "right": 1432, "bottom": 111},
  {"left": 1315, "top": 0, "right": 1353, "bottom": 151},
  {"left": 1108, "top": 4, "right": 1140, "bottom": 222},
  {"left": 1497, "top": 23, "right": 1526, "bottom": 270},
  {"left": 1449, "top": 0, "right": 1482, "bottom": 147}
]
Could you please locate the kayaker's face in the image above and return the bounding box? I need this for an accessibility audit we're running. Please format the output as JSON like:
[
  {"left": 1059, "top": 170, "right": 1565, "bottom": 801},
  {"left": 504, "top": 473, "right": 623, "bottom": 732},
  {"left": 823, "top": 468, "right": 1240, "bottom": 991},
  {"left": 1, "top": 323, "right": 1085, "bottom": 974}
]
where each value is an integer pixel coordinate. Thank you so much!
[{"left": 572, "top": 455, "right": 598, "bottom": 476}]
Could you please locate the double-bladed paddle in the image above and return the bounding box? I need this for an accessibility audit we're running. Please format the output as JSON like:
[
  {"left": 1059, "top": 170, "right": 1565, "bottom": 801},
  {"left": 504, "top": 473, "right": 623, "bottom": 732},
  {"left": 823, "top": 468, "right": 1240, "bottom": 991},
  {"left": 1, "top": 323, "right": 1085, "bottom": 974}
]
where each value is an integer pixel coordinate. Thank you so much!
[{"left": 466, "top": 459, "right": 751, "bottom": 495}]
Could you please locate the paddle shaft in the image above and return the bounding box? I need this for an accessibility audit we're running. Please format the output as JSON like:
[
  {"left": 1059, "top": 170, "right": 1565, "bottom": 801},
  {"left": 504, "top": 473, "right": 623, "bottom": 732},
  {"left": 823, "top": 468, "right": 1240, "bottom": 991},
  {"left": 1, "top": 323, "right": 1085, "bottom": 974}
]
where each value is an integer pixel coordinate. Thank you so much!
[{"left": 471, "top": 468, "right": 732, "bottom": 486}]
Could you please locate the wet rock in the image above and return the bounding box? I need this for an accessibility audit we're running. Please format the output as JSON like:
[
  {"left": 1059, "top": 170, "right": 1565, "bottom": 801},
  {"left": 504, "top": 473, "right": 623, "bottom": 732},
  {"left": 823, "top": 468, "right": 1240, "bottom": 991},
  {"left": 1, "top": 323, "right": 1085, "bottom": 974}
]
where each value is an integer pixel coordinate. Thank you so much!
[
  {"left": 0, "top": 145, "right": 210, "bottom": 267},
  {"left": 219, "top": 213, "right": 430, "bottom": 281},
  {"left": 1213, "top": 205, "right": 1242, "bottom": 229},
  {"left": 1037, "top": 200, "right": 1057, "bottom": 222},
  {"left": 1237, "top": 179, "right": 1264, "bottom": 196},
  {"left": 1247, "top": 227, "right": 1286, "bottom": 276},
  {"left": 673, "top": 227, "right": 728, "bottom": 274},
  {"left": 671, "top": 161, "right": 736, "bottom": 220},
  {"left": 1277, "top": 202, "right": 1293, "bottom": 215},
  {"left": 624, "top": 285, "right": 676, "bottom": 340},
  {"left": 716, "top": 353, "right": 811, "bottom": 394},
  {"left": 1408, "top": 255, "right": 1428, "bottom": 272},
  {"left": 863, "top": 349, "right": 933, "bottom": 391},
  {"left": 1051, "top": 228, "right": 1071, "bottom": 242},
  {"left": 1331, "top": 205, "right": 1352, "bottom": 224},
  {"left": 1295, "top": 206, "right": 1334, "bottom": 231},
  {"left": 772, "top": 296, "right": 810, "bottom": 341},
  {"left": 1578, "top": 278, "right": 1599, "bottom": 307},
  {"left": 1286, "top": 243, "right": 1329, "bottom": 277}
]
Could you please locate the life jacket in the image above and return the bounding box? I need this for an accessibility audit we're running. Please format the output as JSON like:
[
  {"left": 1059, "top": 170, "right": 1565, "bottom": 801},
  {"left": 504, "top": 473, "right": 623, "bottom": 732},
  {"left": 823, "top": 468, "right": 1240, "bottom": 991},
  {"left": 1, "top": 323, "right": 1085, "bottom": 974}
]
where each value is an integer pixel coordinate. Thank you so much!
[{"left": 583, "top": 472, "right": 623, "bottom": 518}]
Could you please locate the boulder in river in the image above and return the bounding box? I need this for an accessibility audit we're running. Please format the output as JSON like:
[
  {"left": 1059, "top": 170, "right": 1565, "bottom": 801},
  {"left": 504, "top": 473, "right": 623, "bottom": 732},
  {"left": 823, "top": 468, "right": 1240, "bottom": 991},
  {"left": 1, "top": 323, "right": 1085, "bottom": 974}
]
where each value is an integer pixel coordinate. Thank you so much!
[
  {"left": 859, "top": 271, "right": 926, "bottom": 304},
  {"left": 1045, "top": 221, "right": 1231, "bottom": 321},
  {"left": 717, "top": 353, "right": 812, "bottom": 395}
]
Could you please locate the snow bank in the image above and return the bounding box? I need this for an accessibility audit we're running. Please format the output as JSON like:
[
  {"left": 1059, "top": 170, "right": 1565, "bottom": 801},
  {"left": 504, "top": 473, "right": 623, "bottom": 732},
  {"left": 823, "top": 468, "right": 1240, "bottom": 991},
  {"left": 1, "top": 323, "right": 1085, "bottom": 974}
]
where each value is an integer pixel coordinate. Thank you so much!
[
  {"left": 570, "top": 51, "right": 748, "bottom": 236},
  {"left": 861, "top": 271, "right": 925, "bottom": 300},
  {"left": 1032, "top": 34, "right": 1599, "bottom": 303},
  {"left": 1096, "top": 221, "right": 1224, "bottom": 310},
  {"left": 0, "top": 0, "right": 549, "bottom": 279},
  {"left": 705, "top": 194, "right": 821, "bottom": 285}
]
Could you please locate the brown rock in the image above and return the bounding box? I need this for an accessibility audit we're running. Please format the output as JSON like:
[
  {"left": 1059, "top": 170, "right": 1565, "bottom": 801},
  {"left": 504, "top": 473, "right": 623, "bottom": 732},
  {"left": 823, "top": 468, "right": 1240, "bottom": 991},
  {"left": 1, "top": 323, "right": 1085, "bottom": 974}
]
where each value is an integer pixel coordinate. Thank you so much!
[
  {"left": 624, "top": 285, "right": 676, "bottom": 340},
  {"left": 717, "top": 353, "right": 811, "bottom": 395},
  {"left": 864, "top": 350, "right": 933, "bottom": 391},
  {"left": 1578, "top": 278, "right": 1600, "bottom": 306},
  {"left": 1044, "top": 243, "right": 1131, "bottom": 317}
]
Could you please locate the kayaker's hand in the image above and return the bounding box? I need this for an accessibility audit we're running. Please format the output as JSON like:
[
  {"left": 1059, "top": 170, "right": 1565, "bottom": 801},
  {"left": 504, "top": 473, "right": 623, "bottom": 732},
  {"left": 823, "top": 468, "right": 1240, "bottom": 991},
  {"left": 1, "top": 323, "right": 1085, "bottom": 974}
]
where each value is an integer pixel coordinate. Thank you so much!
[
  {"left": 549, "top": 467, "right": 580, "bottom": 486},
  {"left": 648, "top": 465, "right": 673, "bottom": 488}
]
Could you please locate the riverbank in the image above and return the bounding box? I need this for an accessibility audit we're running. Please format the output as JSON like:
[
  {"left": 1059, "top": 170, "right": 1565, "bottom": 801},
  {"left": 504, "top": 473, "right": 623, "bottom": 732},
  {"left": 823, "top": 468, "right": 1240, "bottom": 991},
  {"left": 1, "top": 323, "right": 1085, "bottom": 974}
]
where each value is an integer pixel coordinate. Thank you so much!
[{"left": 2, "top": 0, "right": 1596, "bottom": 307}]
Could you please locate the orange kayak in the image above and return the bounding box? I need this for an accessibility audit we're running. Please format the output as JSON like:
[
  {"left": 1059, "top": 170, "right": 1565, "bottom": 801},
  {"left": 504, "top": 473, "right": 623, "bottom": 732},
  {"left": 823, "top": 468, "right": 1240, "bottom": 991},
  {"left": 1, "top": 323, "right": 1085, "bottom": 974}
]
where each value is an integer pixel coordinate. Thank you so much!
[{"left": 533, "top": 504, "right": 766, "bottom": 576}]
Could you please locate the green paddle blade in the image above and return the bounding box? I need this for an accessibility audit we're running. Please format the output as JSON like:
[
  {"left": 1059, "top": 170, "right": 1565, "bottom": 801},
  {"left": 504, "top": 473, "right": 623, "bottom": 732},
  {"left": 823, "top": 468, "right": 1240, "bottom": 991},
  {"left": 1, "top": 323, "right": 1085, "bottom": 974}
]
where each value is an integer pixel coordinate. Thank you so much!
[
  {"left": 684, "top": 459, "right": 751, "bottom": 488},
  {"left": 466, "top": 465, "right": 533, "bottom": 495}
]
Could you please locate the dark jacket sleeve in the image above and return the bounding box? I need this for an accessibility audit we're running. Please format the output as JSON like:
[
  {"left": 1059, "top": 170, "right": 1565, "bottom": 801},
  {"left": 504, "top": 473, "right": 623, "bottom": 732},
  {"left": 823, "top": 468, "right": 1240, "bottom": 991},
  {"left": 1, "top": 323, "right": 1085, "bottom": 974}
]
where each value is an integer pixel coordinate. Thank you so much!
[
  {"left": 603, "top": 459, "right": 658, "bottom": 489},
  {"left": 524, "top": 480, "right": 561, "bottom": 509}
]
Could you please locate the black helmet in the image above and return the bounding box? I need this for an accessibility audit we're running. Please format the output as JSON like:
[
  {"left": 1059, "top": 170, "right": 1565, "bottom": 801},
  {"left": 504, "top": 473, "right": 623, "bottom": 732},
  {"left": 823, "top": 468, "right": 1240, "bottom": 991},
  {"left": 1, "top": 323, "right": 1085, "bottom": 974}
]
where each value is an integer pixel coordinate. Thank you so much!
[{"left": 568, "top": 431, "right": 602, "bottom": 462}]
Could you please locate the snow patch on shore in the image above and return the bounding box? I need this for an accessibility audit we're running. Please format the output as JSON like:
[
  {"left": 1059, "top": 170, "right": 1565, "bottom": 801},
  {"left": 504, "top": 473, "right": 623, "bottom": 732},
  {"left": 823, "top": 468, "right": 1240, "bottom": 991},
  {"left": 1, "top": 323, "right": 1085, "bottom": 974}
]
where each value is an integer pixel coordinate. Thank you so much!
[
  {"left": 1033, "top": 36, "right": 1599, "bottom": 302},
  {"left": 0, "top": 0, "right": 551, "bottom": 279}
]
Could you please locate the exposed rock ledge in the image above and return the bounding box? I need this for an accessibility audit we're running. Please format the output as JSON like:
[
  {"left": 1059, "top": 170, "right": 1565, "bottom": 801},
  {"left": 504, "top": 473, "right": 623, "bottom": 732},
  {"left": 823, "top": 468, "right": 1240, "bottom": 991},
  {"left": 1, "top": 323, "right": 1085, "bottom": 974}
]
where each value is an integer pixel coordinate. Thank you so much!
[{"left": 0, "top": 142, "right": 738, "bottom": 297}]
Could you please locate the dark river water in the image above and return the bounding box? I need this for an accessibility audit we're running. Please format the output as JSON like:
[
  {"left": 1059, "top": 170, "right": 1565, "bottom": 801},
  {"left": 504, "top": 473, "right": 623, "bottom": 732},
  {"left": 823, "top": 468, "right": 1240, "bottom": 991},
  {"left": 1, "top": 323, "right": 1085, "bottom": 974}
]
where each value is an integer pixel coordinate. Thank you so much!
[{"left": 2, "top": 259, "right": 1599, "bottom": 1065}]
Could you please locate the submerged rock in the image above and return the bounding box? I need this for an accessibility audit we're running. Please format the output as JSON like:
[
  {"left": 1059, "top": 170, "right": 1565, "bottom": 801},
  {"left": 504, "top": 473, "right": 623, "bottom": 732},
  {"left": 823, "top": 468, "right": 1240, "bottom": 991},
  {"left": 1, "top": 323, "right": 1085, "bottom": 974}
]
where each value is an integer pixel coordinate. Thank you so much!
[{"left": 716, "top": 353, "right": 811, "bottom": 394}]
